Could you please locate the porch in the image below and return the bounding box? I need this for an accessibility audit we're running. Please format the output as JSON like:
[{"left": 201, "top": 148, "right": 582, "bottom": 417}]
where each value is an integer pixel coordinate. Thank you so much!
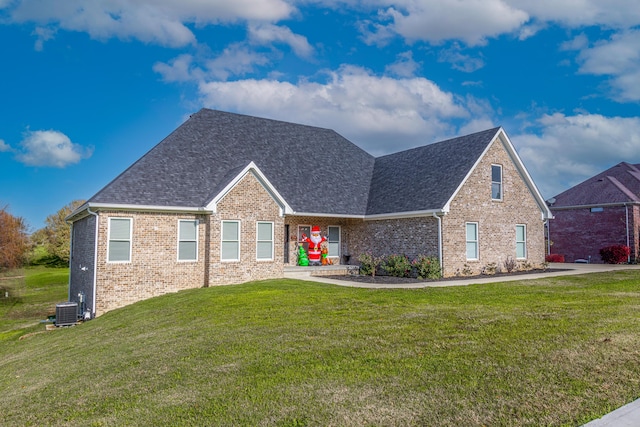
[{"left": 284, "top": 264, "right": 360, "bottom": 279}]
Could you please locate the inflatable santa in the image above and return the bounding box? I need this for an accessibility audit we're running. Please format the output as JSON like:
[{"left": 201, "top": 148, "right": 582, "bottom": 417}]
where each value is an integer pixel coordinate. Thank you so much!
[{"left": 300, "top": 226, "right": 327, "bottom": 266}]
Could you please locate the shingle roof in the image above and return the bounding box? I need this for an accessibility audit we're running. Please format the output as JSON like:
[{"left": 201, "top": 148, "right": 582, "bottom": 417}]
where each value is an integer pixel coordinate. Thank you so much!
[
  {"left": 90, "top": 109, "right": 376, "bottom": 216},
  {"left": 551, "top": 162, "right": 640, "bottom": 207},
  {"left": 88, "top": 109, "right": 503, "bottom": 216},
  {"left": 367, "top": 127, "right": 500, "bottom": 215}
]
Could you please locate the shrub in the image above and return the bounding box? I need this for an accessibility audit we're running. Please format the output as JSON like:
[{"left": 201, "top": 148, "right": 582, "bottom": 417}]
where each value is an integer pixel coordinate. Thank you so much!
[
  {"left": 412, "top": 255, "right": 441, "bottom": 280},
  {"left": 503, "top": 257, "right": 517, "bottom": 273},
  {"left": 482, "top": 262, "right": 498, "bottom": 275},
  {"left": 545, "top": 254, "right": 565, "bottom": 263},
  {"left": 599, "top": 245, "right": 631, "bottom": 264},
  {"left": 382, "top": 254, "right": 412, "bottom": 277},
  {"left": 358, "top": 252, "right": 382, "bottom": 276}
]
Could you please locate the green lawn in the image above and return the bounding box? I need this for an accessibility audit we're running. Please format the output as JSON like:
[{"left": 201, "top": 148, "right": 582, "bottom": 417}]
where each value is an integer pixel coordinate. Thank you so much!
[{"left": 1, "top": 268, "right": 639, "bottom": 426}]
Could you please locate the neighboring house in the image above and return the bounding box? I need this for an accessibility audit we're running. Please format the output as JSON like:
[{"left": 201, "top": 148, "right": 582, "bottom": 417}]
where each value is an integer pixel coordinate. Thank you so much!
[
  {"left": 67, "top": 109, "right": 552, "bottom": 316},
  {"left": 547, "top": 162, "right": 640, "bottom": 263}
]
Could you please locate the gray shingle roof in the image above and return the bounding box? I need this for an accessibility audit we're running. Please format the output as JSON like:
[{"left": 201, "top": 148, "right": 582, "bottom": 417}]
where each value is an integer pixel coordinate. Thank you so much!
[
  {"left": 367, "top": 127, "right": 500, "bottom": 215},
  {"left": 89, "top": 109, "right": 502, "bottom": 216}
]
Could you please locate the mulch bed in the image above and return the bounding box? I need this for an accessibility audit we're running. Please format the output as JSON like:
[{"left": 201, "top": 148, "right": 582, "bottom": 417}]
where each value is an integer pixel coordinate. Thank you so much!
[{"left": 324, "top": 268, "right": 570, "bottom": 284}]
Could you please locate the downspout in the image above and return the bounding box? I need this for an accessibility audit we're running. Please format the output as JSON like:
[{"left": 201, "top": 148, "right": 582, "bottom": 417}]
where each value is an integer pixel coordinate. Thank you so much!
[
  {"left": 87, "top": 208, "right": 99, "bottom": 317},
  {"left": 432, "top": 212, "right": 443, "bottom": 277},
  {"left": 625, "top": 204, "right": 630, "bottom": 263}
]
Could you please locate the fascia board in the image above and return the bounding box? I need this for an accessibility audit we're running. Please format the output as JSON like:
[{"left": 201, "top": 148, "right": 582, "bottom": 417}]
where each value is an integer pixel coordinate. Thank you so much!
[
  {"left": 363, "top": 209, "right": 446, "bottom": 221},
  {"left": 206, "top": 161, "right": 293, "bottom": 215}
]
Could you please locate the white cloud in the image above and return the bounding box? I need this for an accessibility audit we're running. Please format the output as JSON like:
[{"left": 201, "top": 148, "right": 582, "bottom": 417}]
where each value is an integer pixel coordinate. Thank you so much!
[
  {"left": 197, "top": 65, "right": 478, "bottom": 154},
  {"left": 372, "top": 0, "right": 529, "bottom": 46},
  {"left": 385, "top": 51, "right": 421, "bottom": 77},
  {"left": 9, "top": 0, "right": 295, "bottom": 47},
  {"left": 512, "top": 113, "right": 640, "bottom": 199},
  {"left": 248, "top": 23, "right": 314, "bottom": 58},
  {"left": 573, "top": 29, "right": 640, "bottom": 102},
  {"left": 16, "top": 130, "right": 93, "bottom": 167},
  {"left": 0, "top": 139, "right": 12, "bottom": 152},
  {"left": 31, "top": 25, "right": 55, "bottom": 51}
]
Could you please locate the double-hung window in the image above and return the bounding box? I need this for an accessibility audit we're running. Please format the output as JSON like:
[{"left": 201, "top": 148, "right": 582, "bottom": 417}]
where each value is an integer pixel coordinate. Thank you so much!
[
  {"left": 492, "top": 164, "right": 503, "bottom": 200},
  {"left": 466, "top": 222, "right": 478, "bottom": 260},
  {"left": 108, "top": 218, "right": 132, "bottom": 262},
  {"left": 221, "top": 221, "right": 240, "bottom": 261},
  {"left": 516, "top": 224, "right": 527, "bottom": 259},
  {"left": 327, "top": 226, "right": 340, "bottom": 257},
  {"left": 178, "top": 220, "right": 198, "bottom": 261},
  {"left": 256, "top": 221, "right": 274, "bottom": 260}
]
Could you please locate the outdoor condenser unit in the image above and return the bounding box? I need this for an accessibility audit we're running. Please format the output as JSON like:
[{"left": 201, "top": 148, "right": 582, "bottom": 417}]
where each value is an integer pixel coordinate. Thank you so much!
[{"left": 55, "top": 302, "right": 78, "bottom": 326}]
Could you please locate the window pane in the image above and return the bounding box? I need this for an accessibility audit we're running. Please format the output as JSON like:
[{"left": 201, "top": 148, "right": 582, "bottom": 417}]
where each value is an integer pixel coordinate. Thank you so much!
[
  {"left": 466, "top": 242, "right": 478, "bottom": 260},
  {"left": 328, "top": 242, "right": 339, "bottom": 257},
  {"left": 222, "top": 222, "right": 238, "bottom": 241},
  {"left": 109, "top": 241, "right": 130, "bottom": 262},
  {"left": 257, "top": 222, "right": 272, "bottom": 241},
  {"left": 516, "top": 225, "right": 525, "bottom": 241},
  {"left": 466, "top": 223, "right": 477, "bottom": 241},
  {"left": 179, "top": 220, "right": 197, "bottom": 240},
  {"left": 328, "top": 226, "right": 339, "bottom": 242},
  {"left": 221, "top": 241, "right": 239, "bottom": 260},
  {"left": 110, "top": 218, "right": 131, "bottom": 240},
  {"left": 492, "top": 165, "right": 502, "bottom": 182},
  {"left": 257, "top": 241, "right": 273, "bottom": 259},
  {"left": 178, "top": 241, "right": 197, "bottom": 260},
  {"left": 516, "top": 242, "right": 526, "bottom": 259},
  {"left": 492, "top": 183, "right": 502, "bottom": 199}
]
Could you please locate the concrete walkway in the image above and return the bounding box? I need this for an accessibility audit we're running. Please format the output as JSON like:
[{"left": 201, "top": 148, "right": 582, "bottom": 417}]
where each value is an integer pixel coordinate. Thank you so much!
[{"left": 285, "top": 262, "right": 640, "bottom": 426}]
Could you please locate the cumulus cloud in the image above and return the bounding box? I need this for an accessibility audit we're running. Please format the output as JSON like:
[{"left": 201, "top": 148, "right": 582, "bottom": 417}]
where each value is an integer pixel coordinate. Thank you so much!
[
  {"left": 0, "top": 139, "right": 11, "bottom": 152},
  {"left": 248, "top": 23, "right": 314, "bottom": 58},
  {"left": 512, "top": 113, "right": 640, "bottom": 199},
  {"left": 16, "top": 130, "right": 93, "bottom": 167},
  {"left": 8, "top": 0, "right": 294, "bottom": 47},
  {"left": 385, "top": 51, "right": 421, "bottom": 77},
  {"left": 196, "top": 65, "right": 479, "bottom": 154}
]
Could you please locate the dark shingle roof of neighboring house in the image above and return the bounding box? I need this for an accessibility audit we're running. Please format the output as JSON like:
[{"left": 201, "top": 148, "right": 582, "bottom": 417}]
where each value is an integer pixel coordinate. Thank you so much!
[
  {"left": 85, "top": 109, "right": 528, "bottom": 218},
  {"left": 551, "top": 162, "right": 640, "bottom": 208},
  {"left": 367, "top": 127, "right": 500, "bottom": 215}
]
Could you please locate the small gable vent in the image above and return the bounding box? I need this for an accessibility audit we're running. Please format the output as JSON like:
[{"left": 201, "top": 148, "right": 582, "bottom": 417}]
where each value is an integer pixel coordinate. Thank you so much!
[{"left": 55, "top": 302, "right": 78, "bottom": 326}]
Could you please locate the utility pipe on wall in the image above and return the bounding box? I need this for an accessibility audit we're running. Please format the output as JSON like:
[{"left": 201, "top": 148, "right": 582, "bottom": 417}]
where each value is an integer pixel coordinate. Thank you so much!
[{"left": 432, "top": 212, "right": 443, "bottom": 277}]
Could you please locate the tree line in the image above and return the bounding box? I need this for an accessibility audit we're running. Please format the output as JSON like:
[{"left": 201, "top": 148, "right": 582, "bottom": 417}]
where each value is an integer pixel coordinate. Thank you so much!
[{"left": 0, "top": 200, "right": 85, "bottom": 271}]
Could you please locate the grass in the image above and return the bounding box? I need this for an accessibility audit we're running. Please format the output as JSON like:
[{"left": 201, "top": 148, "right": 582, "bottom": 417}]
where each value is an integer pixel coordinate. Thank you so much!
[{"left": 1, "top": 268, "right": 639, "bottom": 426}]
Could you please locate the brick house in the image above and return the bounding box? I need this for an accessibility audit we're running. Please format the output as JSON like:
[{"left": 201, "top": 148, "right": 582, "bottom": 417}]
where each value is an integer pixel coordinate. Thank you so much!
[
  {"left": 547, "top": 162, "right": 640, "bottom": 263},
  {"left": 67, "top": 109, "right": 552, "bottom": 316}
]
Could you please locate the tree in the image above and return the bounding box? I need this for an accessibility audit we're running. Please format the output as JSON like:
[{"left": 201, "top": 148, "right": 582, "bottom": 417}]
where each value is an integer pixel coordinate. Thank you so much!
[
  {"left": 0, "top": 206, "right": 29, "bottom": 271},
  {"left": 34, "top": 200, "right": 85, "bottom": 265}
]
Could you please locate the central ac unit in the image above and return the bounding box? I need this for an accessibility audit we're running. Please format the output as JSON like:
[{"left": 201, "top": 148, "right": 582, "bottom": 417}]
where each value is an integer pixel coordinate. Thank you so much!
[{"left": 56, "top": 302, "right": 78, "bottom": 326}]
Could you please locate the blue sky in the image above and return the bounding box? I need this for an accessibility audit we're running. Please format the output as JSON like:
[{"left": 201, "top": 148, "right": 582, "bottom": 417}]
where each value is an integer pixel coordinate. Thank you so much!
[{"left": 1, "top": 0, "right": 639, "bottom": 231}]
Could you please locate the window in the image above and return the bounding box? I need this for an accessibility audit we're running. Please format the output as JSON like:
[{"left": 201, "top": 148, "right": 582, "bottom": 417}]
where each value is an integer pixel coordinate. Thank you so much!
[
  {"left": 221, "top": 221, "right": 240, "bottom": 261},
  {"left": 491, "top": 164, "right": 503, "bottom": 200},
  {"left": 256, "top": 222, "right": 274, "bottom": 260},
  {"left": 108, "top": 218, "right": 132, "bottom": 262},
  {"left": 466, "top": 222, "right": 478, "bottom": 260},
  {"left": 178, "top": 220, "right": 198, "bottom": 261},
  {"left": 516, "top": 224, "right": 527, "bottom": 259},
  {"left": 328, "top": 226, "right": 340, "bottom": 257},
  {"left": 591, "top": 207, "right": 604, "bottom": 213}
]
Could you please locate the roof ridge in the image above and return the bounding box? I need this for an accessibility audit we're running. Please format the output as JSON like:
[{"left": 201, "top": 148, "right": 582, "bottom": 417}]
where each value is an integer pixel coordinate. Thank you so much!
[{"left": 607, "top": 176, "right": 640, "bottom": 203}]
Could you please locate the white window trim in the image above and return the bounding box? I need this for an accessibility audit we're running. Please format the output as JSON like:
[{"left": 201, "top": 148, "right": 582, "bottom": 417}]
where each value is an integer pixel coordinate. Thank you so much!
[
  {"left": 107, "top": 217, "right": 132, "bottom": 263},
  {"left": 327, "top": 225, "right": 341, "bottom": 258},
  {"left": 491, "top": 164, "right": 503, "bottom": 201},
  {"left": 516, "top": 224, "right": 527, "bottom": 259},
  {"left": 256, "top": 221, "right": 274, "bottom": 261},
  {"left": 221, "top": 220, "right": 240, "bottom": 262},
  {"left": 177, "top": 219, "right": 199, "bottom": 262},
  {"left": 466, "top": 222, "right": 479, "bottom": 261}
]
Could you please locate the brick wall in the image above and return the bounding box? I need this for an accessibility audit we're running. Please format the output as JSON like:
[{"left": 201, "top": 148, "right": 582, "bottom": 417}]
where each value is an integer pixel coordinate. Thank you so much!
[
  {"left": 550, "top": 205, "right": 638, "bottom": 263},
  {"left": 209, "top": 171, "right": 284, "bottom": 284},
  {"left": 91, "top": 171, "right": 284, "bottom": 316},
  {"left": 441, "top": 138, "right": 546, "bottom": 276},
  {"left": 94, "top": 211, "right": 208, "bottom": 316}
]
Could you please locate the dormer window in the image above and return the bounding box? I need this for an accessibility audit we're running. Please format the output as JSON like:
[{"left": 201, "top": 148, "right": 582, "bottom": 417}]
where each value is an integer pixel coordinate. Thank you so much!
[{"left": 491, "top": 164, "right": 503, "bottom": 200}]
